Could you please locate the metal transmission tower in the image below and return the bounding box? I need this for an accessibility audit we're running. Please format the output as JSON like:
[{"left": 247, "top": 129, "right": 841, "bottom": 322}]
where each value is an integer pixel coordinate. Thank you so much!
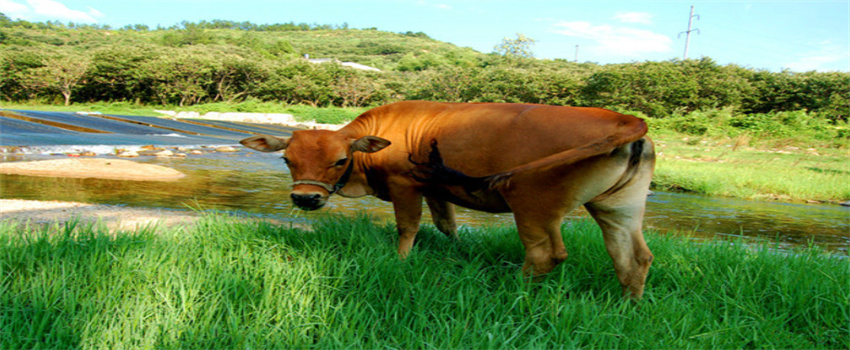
[{"left": 678, "top": 5, "right": 700, "bottom": 60}]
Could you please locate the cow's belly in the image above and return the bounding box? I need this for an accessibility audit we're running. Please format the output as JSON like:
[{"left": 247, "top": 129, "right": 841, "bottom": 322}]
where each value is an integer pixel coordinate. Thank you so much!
[{"left": 424, "top": 186, "right": 511, "bottom": 213}]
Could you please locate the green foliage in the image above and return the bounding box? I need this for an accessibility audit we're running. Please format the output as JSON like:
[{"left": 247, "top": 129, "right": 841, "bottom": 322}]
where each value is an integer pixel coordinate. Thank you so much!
[
  {"left": 401, "top": 31, "right": 431, "bottom": 39},
  {"left": 647, "top": 108, "right": 848, "bottom": 147},
  {"left": 581, "top": 59, "right": 757, "bottom": 118},
  {"left": 747, "top": 70, "right": 850, "bottom": 121},
  {"left": 1, "top": 215, "right": 847, "bottom": 348},
  {"left": 159, "top": 22, "right": 215, "bottom": 47},
  {"left": 396, "top": 52, "right": 451, "bottom": 72}
]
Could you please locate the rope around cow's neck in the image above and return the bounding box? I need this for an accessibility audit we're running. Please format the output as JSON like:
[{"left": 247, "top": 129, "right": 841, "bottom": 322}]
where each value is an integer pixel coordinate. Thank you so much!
[{"left": 291, "top": 159, "right": 354, "bottom": 195}]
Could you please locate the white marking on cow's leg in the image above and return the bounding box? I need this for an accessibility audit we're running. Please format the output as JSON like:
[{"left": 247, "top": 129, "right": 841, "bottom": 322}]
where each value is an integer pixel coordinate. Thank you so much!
[
  {"left": 390, "top": 185, "right": 424, "bottom": 258},
  {"left": 425, "top": 197, "right": 458, "bottom": 240},
  {"left": 586, "top": 197, "right": 653, "bottom": 300}
]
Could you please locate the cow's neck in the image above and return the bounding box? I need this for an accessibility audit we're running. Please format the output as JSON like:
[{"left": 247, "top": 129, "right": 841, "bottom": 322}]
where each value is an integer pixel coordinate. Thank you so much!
[{"left": 336, "top": 119, "right": 380, "bottom": 198}]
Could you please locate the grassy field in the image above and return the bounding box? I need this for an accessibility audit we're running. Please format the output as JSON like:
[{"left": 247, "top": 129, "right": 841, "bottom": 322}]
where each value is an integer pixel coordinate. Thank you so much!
[
  {"left": 651, "top": 135, "right": 850, "bottom": 203},
  {"left": 1, "top": 214, "right": 847, "bottom": 349}
]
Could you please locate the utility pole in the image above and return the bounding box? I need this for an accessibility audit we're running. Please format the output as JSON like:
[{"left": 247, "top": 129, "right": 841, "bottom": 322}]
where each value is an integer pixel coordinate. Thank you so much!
[{"left": 678, "top": 5, "right": 700, "bottom": 60}]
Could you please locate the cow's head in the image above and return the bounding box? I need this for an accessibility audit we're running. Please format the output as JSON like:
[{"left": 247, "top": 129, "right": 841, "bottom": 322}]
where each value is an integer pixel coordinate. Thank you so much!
[{"left": 240, "top": 130, "right": 390, "bottom": 210}]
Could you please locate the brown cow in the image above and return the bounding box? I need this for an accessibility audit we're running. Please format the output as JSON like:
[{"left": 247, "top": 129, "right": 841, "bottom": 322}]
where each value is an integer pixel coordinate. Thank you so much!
[{"left": 240, "top": 101, "right": 655, "bottom": 299}]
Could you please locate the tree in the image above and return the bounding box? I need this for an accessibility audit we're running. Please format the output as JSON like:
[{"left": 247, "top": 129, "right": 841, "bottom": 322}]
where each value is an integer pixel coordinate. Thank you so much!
[
  {"left": 493, "top": 33, "right": 536, "bottom": 59},
  {"left": 211, "top": 54, "right": 267, "bottom": 103},
  {"left": 333, "top": 72, "right": 378, "bottom": 107},
  {"left": 29, "top": 50, "right": 91, "bottom": 105},
  {"left": 143, "top": 49, "right": 215, "bottom": 106},
  {"left": 83, "top": 45, "right": 161, "bottom": 103}
]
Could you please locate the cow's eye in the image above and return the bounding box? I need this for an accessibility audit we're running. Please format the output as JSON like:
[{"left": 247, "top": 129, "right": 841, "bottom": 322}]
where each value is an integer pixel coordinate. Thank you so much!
[{"left": 334, "top": 158, "right": 348, "bottom": 167}]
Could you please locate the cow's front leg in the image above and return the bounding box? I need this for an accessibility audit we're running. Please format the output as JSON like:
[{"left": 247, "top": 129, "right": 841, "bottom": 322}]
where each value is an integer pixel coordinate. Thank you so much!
[
  {"left": 390, "top": 184, "right": 424, "bottom": 258},
  {"left": 501, "top": 180, "right": 572, "bottom": 278},
  {"left": 515, "top": 218, "right": 567, "bottom": 277}
]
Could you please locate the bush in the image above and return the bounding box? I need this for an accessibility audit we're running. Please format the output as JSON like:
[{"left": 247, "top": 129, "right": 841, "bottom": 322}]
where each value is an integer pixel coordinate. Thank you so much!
[{"left": 648, "top": 108, "right": 849, "bottom": 147}]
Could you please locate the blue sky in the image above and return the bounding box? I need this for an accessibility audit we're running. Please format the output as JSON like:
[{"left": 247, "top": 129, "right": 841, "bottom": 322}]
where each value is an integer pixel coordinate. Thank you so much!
[{"left": 2, "top": 0, "right": 848, "bottom": 72}]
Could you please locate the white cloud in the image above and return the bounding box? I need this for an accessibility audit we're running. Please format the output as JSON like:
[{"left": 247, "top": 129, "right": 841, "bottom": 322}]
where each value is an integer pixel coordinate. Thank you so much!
[
  {"left": 783, "top": 43, "right": 850, "bottom": 72},
  {"left": 552, "top": 21, "right": 672, "bottom": 57},
  {"left": 29, "top": 0, "right": 101, "bottom": 22},
  {"left": 0, "top": 0, "right": 32, "bottom": 19},
  {"left": 86, "top": 6, "right": 104, "bottom": 19},
  {"left": 614, "top": 12, "right": 653, "bottom": 25},
  {"left": 435, "top": 4, "right": 452, "bottom": 10},
  {"left": 0, "top": 0, "right": 103, "bottom": 22}
]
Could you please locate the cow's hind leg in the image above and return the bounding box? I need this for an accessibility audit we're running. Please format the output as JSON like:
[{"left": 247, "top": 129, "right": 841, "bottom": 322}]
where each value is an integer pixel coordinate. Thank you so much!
[
  {"left": 585, "top": 192, "right": 654, "bottom": 300},
  {"left": 425, "top": 197, "right": 458, "bottom": 239}
]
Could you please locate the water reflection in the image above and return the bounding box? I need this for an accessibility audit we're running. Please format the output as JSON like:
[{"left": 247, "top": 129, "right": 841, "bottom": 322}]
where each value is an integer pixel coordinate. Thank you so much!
[{"left": 2, "top": 152, "right": 848, "bottom": 254}]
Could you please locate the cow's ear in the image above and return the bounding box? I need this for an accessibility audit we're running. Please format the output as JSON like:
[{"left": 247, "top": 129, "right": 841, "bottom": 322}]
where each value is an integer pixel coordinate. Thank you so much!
[
  {"left": 240, "top": 135, "right": 289, "bottom": 152},
  {"left": 351, "top": 136, "right": 391, "bottom": 153}
]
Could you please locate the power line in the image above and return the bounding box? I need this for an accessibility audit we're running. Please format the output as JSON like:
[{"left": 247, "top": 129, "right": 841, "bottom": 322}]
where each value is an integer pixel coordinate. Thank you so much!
[{"left": 678, "top": 5, "right": 700, "bottom": 60}]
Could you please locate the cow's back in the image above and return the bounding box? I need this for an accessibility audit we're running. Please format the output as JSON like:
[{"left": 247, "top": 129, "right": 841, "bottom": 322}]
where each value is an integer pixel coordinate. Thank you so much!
[{"left": 345, "top": 101, "right": 641, "bottom": 178}]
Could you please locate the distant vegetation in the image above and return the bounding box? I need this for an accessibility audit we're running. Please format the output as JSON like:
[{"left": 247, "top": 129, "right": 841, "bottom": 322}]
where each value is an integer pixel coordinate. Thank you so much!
[{"left": 1, "top": 15, "right": 848, "bottom": 147}]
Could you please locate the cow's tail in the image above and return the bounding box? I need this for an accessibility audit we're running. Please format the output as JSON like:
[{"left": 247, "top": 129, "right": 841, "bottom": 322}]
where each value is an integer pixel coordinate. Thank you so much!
[{"left": 409, "top": 117, "right": 649, "bottom": 192}]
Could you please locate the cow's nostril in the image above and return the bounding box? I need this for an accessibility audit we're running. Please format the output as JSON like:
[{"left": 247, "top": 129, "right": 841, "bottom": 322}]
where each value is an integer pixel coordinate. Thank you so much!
[
  {"left": 290, "top": 193, "right": 325, "bottom": 210},
  {"left": 292, "top": 193, "right": 321, "bottom": 201}
]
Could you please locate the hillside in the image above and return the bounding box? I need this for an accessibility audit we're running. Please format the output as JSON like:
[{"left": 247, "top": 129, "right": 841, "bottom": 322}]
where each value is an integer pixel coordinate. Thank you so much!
[{"left": 0, "top": 20, "right": 484, "bottom": 71}]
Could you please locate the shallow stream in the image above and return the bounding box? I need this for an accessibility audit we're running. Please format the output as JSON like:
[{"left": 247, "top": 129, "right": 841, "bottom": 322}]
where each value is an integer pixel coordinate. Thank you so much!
[{"left": 2, "top": 150, "right": 847, "bottom": 254}]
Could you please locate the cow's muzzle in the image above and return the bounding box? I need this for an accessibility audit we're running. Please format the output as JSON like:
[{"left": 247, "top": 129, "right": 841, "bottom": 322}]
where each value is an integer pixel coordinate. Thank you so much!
[{"left": 290, "top": 192, "right": 327, "bottom": 211}]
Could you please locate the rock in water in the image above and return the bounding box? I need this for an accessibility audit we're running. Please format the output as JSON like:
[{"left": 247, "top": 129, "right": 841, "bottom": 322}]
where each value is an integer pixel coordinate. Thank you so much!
[{"left": 153, "top": 150, "right": 173, "bottom": 157}]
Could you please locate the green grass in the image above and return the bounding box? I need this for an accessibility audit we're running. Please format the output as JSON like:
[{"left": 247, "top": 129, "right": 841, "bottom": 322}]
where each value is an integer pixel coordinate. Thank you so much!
[
  {"left": 0, "top": 101, "right": 165, "bottom": 117},
  {"left": 283, "top": 104, "right": 367, "bottom": 124},
  {"left": 2, "top": 214, "right": 847, "bottom": 349},
  {"left": 652, "top": 136, "right": 850, "bottom": 202}
]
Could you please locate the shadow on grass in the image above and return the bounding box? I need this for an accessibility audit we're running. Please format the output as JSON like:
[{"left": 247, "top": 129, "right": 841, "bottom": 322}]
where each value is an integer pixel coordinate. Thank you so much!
[{"left": 806, "top": 166, "right": 850, "bottom": 175}]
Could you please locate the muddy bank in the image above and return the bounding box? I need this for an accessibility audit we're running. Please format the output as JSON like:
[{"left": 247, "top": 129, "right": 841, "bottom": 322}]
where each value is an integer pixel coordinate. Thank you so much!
[
  {"left": 0, "top": 158, "right": 186, "bottom": 181},
  {"left": 0, "top": 199, "right": 200, "bottom": 231}
]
